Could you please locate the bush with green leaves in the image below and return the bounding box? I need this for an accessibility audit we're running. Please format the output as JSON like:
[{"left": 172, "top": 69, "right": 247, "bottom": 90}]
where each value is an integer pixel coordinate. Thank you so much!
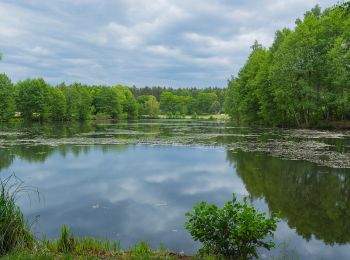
[{"left": 185, "top": 195, "right": 279, "bottom": 259}]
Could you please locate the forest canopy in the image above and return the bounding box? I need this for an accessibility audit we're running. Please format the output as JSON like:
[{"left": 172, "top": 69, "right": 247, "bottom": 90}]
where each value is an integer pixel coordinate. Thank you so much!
[
  {"left": 224, "top": 3, "right": 350, "bottom": 127},
  {"left": 0, "top": 73, "right": 225, "bottom": 122}
]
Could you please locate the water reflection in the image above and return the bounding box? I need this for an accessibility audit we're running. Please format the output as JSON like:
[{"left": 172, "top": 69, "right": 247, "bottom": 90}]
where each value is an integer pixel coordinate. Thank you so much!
[
  {"left": 1, "top": 120, "right": 350, "bottom": 258},
  {"left": 5, "top": 145, "right": 243, "bottom": 255},
  {"left": 227, "top": 150, "right": 350, "bottom": 246}
]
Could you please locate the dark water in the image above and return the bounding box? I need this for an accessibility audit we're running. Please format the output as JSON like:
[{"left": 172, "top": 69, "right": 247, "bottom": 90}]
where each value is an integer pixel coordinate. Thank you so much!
[{"left": 0, "top": 120, "right": 350, "bottom": 259}]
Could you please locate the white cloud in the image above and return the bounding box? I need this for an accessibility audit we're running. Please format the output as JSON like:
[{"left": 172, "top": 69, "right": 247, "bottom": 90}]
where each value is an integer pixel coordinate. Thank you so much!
[{"left": 0, "top": 0, "right": 336, "bottom": 87}]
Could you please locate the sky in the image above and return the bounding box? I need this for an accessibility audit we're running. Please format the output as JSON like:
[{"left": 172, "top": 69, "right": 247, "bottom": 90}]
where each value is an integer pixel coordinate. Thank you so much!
[{"left": 0, "top": 0, "right": 336, "bottom": 88}]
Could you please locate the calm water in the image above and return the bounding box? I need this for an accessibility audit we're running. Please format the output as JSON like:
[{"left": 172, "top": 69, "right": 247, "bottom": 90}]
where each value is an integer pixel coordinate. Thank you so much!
[{"left": 1, "top": 120, "right": 350, "bottom": 259}]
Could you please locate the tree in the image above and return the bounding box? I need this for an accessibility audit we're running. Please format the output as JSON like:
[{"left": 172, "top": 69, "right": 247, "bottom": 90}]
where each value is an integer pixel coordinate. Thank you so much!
[
  {"left": 49, "top": 88, "right": 66, "bottom": 121},
  {"left": 16, "top": 78, "right": 51, "bottom": 121},
  {"left": 59, "top": 83, "right": 79, "bottom": 121},
  {"left": 225, "top": 4, "right": 350, "bottom": 126},
  {"left": 225, "top": 44, "right": 267, "bottom": 123},
  {"left": 114, "top": 85, "right": 138, "bottom": 119},
  {"left": 196, "top": 92, "right": 218, "bottom": 114},
  {"left": 94, "top": 87, "right": 122, "bottom": 119},
  {"left": 185, "top": 195, "right": 278, "bottom": 259},
  {"left": 60, "top": 83, "right": 92, "bottom": 121},
  {"left": 137, "top": 95, "right": 159, "bottom": 118},
  {"left": 144, "top": 96, "right": 160, "bottom": 118},
  {"left": 76, "top": 84, "right": 92, "bottom": 120},
  {"left": 160, "top": 92, "right": 177, "bottom": 114},
  {"left": 210, "top": 101, "right": 221, "bottom": 114},
  {"left": 0, "top": 74, "right": 15, "bottom": 121}
]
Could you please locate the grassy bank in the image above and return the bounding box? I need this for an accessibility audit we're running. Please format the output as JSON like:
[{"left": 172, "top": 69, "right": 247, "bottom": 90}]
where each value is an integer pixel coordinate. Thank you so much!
[{"left": 3, "top": 235, "right": 193, "bottom": 259}]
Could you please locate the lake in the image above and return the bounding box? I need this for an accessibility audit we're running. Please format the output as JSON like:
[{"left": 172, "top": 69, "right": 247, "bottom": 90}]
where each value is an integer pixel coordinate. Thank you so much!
[{"left": 1, "top": 119, "right": 350, "bottom": 259}]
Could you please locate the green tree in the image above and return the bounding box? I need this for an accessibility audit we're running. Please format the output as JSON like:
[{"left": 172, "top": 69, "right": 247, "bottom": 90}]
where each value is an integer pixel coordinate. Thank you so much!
[
  {"left": 16, "top": 78, "right": 51, "bottom": 121},
  {"left": 49, "top": 88, "right": 66, "bottom": 121},
  {"left": 225, "top": 4, "right": 350, "bottom": 126},
  {"left": 160, "top": 92, "right": 177, "bottom": 114},
  {"left": 136, "top": 95, "right": 149, "bottom": 116},
  {"left": 114, "top": 85, "right": 138, "bottom": 119},
  {"left": 137, "top": 95, "right": 159, "bottom": 118},
  {"left": 0, "top": 74, "right": 15, "bottom": 121},
  {"left": 59, "top": 83, "right": 79, "bottom": 121},
  {"left": 94, "top": 87, "right": 122, "bottom": 119},
  {"left": 196, "top": 92, "right": 218, "bottom": 114},
  {"left": 144, "top": 96, "right": 160, "bottom": 118},
  {"left": 209, "top": 100, "right": 221, "bottom": 114},
  {"left": 60, "top": 83, "right": 92, "bottom": 121}
]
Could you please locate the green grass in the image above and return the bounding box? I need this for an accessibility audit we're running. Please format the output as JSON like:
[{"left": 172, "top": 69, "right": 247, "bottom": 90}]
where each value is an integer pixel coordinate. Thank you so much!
[
  {"left": 0, "top": 174, "right": 36, "bottom": 255},
  {"left": 1, "top": 220, "right": 189, "bottom": 259}
]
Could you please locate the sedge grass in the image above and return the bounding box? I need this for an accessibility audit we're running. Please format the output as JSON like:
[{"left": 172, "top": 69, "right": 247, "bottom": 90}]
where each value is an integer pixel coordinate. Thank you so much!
[{"left": 0, "top": 174, "right": 37, "bottom": 256}]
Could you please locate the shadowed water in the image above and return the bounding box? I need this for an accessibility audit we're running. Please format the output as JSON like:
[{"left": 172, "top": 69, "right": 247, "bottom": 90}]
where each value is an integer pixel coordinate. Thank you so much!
[{"left": 0, "top": 120, "right": 350, "bottom": 259}]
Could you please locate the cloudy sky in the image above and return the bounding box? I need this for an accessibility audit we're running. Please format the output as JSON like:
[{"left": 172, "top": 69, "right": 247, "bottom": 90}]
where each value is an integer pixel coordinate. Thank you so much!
[{"left": 0, "top": 0, "right": 335, "bottom": 88}]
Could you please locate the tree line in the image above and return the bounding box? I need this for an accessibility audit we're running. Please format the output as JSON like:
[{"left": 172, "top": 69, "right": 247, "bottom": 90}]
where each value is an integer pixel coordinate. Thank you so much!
[
  {"left": 131, "top": 86, "right": 225, "bottom": 117},
  {"left": 0, "top": 71, "right": 225, "bottom": 122},
  {"left": 224, "top": 3, "right": 350, "bottom": 127}
]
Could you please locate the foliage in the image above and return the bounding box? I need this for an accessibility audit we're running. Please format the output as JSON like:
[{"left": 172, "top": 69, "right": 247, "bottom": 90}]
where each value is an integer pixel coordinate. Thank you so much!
[
  {"left": 0, "top": 174, "right": 36, "bottom": 255},
  {"left": 16, "top": 78, "right": 51, "bottom": 121},
  {"left": 196, "top": 92, "right": 218, "bottom": 114},
  {"left": 225, "top": 4, "right": 350, "bottom": 126},
  {"left": 210, "top": 101, "right": 221, "bottom": 114},
  {"left": 0, "top": 74, "right": 15, "bottom": 121},
  {"left": 93, "top": 87, "right": 122, "bottom": 119},
  {"left": 160, "top": 91, "right": 220, "bottom": 115},
  {"left": 185, "top": 195, "right": 279, "bottom": 259},
  {"left": 48, "top": 87, "right": 66, "bottom": 121},
  {"left": 130, "top": 85, "right": 225, "bottom": 106},
  {"left": 0, "top": 67, "right": 225, "bottom": 121},
  {"left": 137, "top": 95, "right": 160, "bottom": 118},
  {"left": 114, "top": 85, "right": 138, "bottom": 119}
]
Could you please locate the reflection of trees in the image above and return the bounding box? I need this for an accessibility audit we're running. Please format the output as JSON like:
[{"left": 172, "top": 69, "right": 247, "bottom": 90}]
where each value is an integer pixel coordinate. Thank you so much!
[
  {"left": 15, "top": 145, "right": 55, "bottom": 163},
  {"left": 0, "top": 144, "right": 130, "bottom": 172},
  {"left": 0, "top": 150, "right": 15, "bottom": 171},
  {"left": 226, "top": 150, "right": 350, "bottom": 245}
]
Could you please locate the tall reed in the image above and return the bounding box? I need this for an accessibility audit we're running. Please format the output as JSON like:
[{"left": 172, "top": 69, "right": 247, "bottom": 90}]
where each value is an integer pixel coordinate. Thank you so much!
[{"left": 0, "top": 174, "right": 36, "bottom": 255}]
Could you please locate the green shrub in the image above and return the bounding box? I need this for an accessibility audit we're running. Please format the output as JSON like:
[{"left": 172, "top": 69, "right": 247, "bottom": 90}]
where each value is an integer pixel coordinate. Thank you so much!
[
  {"left": 0, "top": 174, "right": 35, "bottom": 255},
  {"left": 185, "top": 195, "right": 279, "bottom": 259}
]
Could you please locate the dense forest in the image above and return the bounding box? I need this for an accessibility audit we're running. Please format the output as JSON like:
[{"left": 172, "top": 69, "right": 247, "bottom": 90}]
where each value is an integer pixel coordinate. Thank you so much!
[
  {"left": 225, "top": 3, "right": 350, "bottom": 127},
  {"left": 0, "top": 62, "right": 225, "bottom": 121}
]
